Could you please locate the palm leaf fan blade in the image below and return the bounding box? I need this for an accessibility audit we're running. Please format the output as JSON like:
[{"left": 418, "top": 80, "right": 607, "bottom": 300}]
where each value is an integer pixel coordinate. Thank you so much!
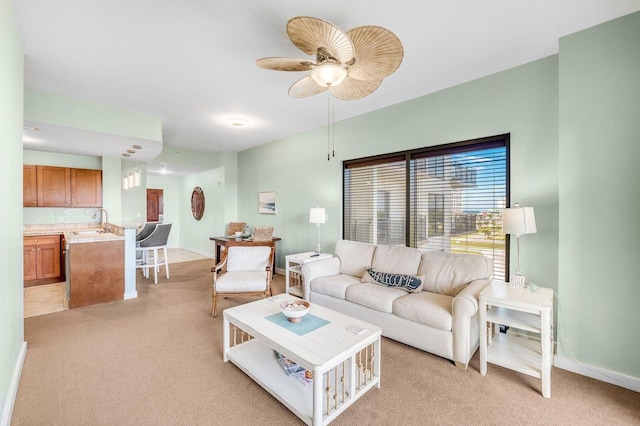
[
  {"left": 287, "top": 16, "right": 354, "bottom": 64},
  {"left": 347, "top": 26, "right": 404, "bottom": 81},
  {"left": 288, "top": 76, "right": 328, "bottom": 98},
  {"left": 256, "top": 57, "right": 314, "bottom": 72}
]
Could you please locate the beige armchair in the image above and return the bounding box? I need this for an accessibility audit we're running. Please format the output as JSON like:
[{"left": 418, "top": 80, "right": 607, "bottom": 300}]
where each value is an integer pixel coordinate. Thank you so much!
[{"left": 211, "top": 245, "right": 274, "bottom": 317}]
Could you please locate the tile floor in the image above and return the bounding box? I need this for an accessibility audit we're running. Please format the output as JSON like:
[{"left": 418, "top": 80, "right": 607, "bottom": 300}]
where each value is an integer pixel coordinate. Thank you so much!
[{"left": 24, "top": 249, "right": 212, "bottom": 318}]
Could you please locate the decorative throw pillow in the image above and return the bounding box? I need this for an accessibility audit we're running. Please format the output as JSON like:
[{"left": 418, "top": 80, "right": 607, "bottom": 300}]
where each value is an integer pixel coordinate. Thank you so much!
[{"left": 361, "top": 268, "right": 424, "bottom": 293}]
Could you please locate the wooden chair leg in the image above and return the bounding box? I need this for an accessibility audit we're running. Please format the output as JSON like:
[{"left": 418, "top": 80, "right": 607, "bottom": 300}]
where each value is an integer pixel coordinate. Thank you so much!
[{"left": 212, "top": 292, "right": 218, "bottom": 317}]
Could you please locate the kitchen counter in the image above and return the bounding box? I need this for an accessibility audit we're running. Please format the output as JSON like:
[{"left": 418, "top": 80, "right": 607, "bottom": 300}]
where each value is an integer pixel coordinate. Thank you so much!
[
  {"left": 24, "top": 222, "right": 139, "bottom": 307},
  {"left": 24, "top": 222, "right": 139, "bottom": 243}
]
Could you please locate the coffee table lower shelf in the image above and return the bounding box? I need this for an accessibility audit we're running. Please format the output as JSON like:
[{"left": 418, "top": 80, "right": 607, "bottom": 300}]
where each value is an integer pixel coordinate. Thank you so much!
[
  {"left": 227, "top": 337, "right": 380, "bottom": 426},
  {"left": 223, "top": 297, "right": 382, "bottom": 425},
  {"left": 227, "top": 339, "right": 314, "bottom": 421}
]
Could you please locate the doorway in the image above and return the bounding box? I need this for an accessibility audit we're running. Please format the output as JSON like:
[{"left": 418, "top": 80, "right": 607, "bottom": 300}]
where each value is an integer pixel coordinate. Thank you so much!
[{"left": 147, "top": 189, "right": 164, "bottom": 222}]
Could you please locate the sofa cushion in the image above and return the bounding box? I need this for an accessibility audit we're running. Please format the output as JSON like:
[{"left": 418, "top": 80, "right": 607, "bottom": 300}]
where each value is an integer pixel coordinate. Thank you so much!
[
  {"left": 371, "top": 244, "right": 422, "bottom": 276},
  {"left": 418, "top": 251, "right": 493, "bottom": 296},
  {"left": 362, "top": 268, "right": 424, "bottom": 292},
  {"left": 345, "top": 283, "right": 406, "bottom": 313},
  {"left": 335, "top": 240, "right": 376, "bottom": 277},
  {"left": 309, "top": 274, "right": 361, "bottom": 300},
  {"left": 392, "top": 291, "right": 453, "bottom": 331}
]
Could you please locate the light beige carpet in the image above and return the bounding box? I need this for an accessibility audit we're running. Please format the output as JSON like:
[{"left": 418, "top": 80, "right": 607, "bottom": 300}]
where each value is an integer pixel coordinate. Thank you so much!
[{"left": 12, "top": 259, "right": 640, "bottom": 425}]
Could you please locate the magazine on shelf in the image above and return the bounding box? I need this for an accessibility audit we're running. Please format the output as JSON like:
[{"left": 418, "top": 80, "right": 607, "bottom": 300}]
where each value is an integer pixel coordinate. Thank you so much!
[{"left": 274, "top": 351, "right": 313, "bottom": 385}]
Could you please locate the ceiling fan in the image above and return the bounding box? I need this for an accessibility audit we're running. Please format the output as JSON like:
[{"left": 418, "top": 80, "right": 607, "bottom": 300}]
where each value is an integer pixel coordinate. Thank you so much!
[{"left": 256, "top": 16, "right": 404, "bottom": 100}]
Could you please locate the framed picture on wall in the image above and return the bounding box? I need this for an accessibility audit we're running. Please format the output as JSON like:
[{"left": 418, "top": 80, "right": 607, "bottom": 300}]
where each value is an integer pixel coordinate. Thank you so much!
[{"left": 259, "top": 191, "right": 276, "bottom": 214}]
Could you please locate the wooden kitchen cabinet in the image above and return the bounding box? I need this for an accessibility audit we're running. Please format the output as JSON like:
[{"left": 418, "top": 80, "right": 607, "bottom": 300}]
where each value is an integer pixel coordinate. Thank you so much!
[
  {"left": 23, "top": 165, "right": 38, "bottom": 207},
  {"left": 23, "top": 235, "right": 62, "bottom": 284},
  {"left": 71, "top": 168, "right": 102, "bottom": 207},
  {"left": 37, "top": 166, "right": 71, "bottom": 207},
  {"left": 25, "top": 165, "right": 102, "bottom": 207}
]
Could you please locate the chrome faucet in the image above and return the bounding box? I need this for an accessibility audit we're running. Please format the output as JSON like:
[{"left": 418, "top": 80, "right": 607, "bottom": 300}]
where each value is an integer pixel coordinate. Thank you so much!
[{"left": 93, "top": 208, "right": 110, "bottom": 232}]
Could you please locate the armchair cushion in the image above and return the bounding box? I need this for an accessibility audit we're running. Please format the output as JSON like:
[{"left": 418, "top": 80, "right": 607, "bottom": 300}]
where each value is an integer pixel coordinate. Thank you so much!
[
  {"left": 216, "top": 271, "right": 268, "bottom": 292},
  {"left": 227, "top": 246, "right": 271, "bottom": 272}
]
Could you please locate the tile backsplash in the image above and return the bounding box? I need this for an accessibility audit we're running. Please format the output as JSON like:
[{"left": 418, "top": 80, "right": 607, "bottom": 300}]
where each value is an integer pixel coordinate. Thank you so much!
[{"left": 23, "top": 208, "right": 103, "bottom": 226}]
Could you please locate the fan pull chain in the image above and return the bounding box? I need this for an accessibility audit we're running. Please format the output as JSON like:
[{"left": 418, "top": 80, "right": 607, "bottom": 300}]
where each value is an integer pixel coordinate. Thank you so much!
[
  {"left": 327, "top": 94, "right": 331, "bottom": 161},
  {"left": 332, "top": 95, "right": 335, "bottom": 158},
  {"left": 327, "top": 94, "right": 336, "bottom": 161}
]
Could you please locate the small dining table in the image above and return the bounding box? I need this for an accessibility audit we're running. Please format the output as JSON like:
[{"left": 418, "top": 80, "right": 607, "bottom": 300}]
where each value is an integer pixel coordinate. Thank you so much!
[{"left": 210, "top": 236, "right": 281, "bottom": 275}]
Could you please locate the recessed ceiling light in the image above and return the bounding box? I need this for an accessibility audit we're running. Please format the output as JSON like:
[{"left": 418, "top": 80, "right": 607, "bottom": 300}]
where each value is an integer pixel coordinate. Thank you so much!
[
  {"left": 132, "top": 145, "right": 142, "bottom": 149},
  {"left": 122, "top": 153, "right": 131, "bottom": 157},
  {"left": 226, "top": 117, "right": 249, "bottom": 127},
  {"left": 127, "top": 149, "right": 135, "bottom": 154}
]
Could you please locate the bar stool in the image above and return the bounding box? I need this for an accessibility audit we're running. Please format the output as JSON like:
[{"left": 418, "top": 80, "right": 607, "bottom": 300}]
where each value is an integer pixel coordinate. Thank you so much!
[{"left": 136, "top": 223, "right": 172, "bottom": 284}]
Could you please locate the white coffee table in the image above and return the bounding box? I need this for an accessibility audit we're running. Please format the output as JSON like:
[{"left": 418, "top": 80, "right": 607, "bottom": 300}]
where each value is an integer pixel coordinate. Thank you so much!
[{"left": 223, "top": 295, "right": 382, "bottom": 426}]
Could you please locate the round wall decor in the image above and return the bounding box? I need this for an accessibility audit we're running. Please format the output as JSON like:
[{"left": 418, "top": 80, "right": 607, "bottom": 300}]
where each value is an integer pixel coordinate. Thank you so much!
[{"left": 191, "top": 187, "right": 205, "bottom": 220}]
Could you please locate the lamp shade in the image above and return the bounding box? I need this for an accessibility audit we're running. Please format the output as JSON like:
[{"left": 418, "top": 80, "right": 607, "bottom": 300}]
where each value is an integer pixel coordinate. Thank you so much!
[
  {"left": 502, "top": 206, "right": 537, "bottom": 235},
  {"left": 309, "top": 207, "right": 326, "bottom": 224},
  {"left": 311, "top": 63, "right": 347, "bottom": 87}
]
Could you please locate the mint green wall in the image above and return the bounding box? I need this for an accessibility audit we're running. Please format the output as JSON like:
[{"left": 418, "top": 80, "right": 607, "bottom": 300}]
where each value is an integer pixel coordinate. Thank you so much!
[
  {"left": 101, "top": 157, "right": 123, "bottom": 223},
  {"left": 24, "top": 89, "right": 162, "bottom": 141},
  {"left": 0, "top": 0, "right": 24, "bottom": 420},
  {"left": 238, "top": 56, "right": 560, "bottom": 283},
  {"left": 24, "top": 149, "right": 101, "bottom": 169},
  {"left": 558, "top": 12, "right": 640, "bottom": 377},
  {"left": 120, "top": 159, "right": 146, "bottom": 224},
  {"left": 179, "top": 168, "right": 225, "bottom": 256}
]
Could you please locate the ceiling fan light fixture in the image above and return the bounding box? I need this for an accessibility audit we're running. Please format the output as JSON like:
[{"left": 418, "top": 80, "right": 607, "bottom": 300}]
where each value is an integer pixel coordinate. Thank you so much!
[{"left": 311, "top": 63, "right": 347, "bottom": 87}]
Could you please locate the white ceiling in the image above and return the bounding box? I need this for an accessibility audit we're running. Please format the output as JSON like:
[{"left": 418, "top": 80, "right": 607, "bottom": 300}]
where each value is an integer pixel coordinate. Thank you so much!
[{"left": 14, "top": 0, "right": 640, "bottom": 175}]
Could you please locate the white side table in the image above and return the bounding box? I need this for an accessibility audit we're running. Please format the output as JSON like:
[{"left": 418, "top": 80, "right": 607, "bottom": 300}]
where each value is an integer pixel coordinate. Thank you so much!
[
  {"left": 285, "top": 252, "right": 332, "bottom": 298},
  {"left": 479, "top": 280, "right": 554, "bottom": 398}
]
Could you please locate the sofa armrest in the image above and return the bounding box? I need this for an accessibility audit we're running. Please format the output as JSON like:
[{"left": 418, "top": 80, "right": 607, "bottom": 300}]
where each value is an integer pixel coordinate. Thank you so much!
[
  {"left": 451, "top": 278, "right": 492, "bottom": 366},
  {"left": 301, "top": 257, "right": 341, "bottom": 300}
]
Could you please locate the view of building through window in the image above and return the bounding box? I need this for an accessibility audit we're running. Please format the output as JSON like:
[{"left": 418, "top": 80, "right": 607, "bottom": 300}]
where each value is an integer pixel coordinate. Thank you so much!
[{"left": 344, "top": 135, "right": 508, "bottom": 280}]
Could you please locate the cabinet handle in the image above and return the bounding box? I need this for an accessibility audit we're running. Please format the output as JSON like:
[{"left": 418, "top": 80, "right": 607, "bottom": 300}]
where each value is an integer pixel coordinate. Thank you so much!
[{"left": 32, "top": 201, "right": 36, "bottom": 204}]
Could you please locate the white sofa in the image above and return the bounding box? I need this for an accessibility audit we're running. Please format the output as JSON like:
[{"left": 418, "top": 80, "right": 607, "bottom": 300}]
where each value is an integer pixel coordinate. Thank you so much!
[{"left": 301, "top": 240, "right": 493, "bottom": 367}]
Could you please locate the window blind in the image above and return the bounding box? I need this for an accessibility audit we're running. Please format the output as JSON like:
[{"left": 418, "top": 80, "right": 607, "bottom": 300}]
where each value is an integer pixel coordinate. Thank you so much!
[
  {"left": 344, "top": 156, "right": 407, "bottom": 245},
  {"left": 343, "top": 135, "right": 509, "bottom": 280}
]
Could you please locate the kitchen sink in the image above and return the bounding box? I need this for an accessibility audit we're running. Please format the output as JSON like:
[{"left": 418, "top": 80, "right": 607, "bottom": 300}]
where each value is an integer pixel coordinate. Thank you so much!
[{"left": 72, "top": 230, "right": 107, "bottom": 235}]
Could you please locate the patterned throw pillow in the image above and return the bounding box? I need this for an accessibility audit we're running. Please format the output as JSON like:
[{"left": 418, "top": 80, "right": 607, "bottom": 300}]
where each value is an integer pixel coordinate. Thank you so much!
[{"left": 361, "top": 268, "right": 424, "bottom": 293}]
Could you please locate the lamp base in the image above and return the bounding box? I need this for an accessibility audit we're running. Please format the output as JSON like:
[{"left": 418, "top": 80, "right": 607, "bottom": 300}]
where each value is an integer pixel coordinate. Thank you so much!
[{"left": 509, "top": 274, "right": 526, "bottom": 288}]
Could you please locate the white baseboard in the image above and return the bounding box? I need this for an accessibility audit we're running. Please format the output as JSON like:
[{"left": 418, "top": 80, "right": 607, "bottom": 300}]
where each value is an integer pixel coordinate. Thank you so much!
[
  {"left": 124, "top": 290, "right": 138, "bottom": 300},
  {"left": 177, "top": 246, "right": 213, "bottom": 259},
  {"left": 1, "top": 342, "right": 27, "bottom": 426},
  {"left": 554, "top": 355, "right": 640, "bottom": 393}
]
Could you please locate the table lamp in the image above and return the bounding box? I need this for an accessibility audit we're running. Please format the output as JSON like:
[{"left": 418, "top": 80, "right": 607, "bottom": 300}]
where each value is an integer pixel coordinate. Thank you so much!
[
  {"left": 309, "top": 207, "right": 326, "bottom": 254},
  {"left": 502, "top": 203, "right": 537, "bottom": 287}
]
